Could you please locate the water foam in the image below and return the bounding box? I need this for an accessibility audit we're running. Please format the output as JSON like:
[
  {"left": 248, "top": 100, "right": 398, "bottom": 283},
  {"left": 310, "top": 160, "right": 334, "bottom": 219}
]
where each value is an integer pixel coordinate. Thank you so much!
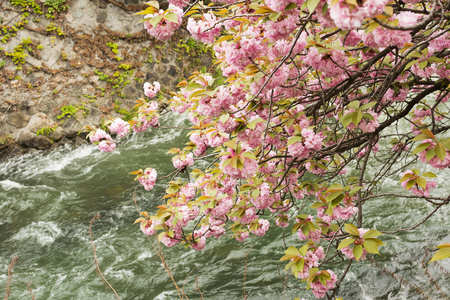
[{"left": 12, "top": 221, "right": 62, "bottom": 246}]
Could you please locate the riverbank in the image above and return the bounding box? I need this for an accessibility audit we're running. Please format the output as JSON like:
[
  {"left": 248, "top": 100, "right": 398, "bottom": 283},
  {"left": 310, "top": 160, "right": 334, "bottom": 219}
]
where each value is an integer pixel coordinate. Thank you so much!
[{"left": 0, "top": 0, "right": 213, "bottom": 161}]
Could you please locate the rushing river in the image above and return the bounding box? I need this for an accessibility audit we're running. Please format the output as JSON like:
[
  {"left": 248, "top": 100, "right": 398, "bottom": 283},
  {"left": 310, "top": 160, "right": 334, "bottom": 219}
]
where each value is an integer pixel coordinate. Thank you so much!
[{"left": 1, "top": 114, "right": 449, "bottom": 300}]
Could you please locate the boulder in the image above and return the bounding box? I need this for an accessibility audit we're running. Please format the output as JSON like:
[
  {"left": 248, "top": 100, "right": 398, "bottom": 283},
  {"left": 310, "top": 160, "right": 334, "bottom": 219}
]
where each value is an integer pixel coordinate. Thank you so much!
[
  {"left": 25, "top": 113, "right": 56, "bottom": 133},
  {"left": 16, "top": 128, "right": 52, "bottom": 149},
  {"left": 6, "top": 112, "right": 31, "bottom": 128}
]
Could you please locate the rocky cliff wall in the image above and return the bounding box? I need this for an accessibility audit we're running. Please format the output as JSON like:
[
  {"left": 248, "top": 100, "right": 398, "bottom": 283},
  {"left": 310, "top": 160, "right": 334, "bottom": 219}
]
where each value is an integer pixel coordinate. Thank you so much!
[{"left": 0, "top": 0, "right": 213, "bottom": 159}]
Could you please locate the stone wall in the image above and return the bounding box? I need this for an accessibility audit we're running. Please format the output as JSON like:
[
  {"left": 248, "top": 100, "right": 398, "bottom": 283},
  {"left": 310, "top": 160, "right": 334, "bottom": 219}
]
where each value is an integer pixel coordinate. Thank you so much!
[{"left": 0, "top": 0, "right": 213, "bottom": 159}]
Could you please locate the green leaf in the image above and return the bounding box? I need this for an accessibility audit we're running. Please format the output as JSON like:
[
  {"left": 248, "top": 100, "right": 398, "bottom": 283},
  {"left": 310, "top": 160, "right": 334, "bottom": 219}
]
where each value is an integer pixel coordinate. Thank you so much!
[
  {"left": 353, "top": 110, "right": 363, "bottom": 126},
  {"left": 349, "top": 186, "right": 363, "bottom": 196},
  {"left": 419, "top": 61, "right": 428, "bottom": 69},
  {"left": 404, "top": 59, "right": 419, "bottom": 70},
  {"left": 299, "top": 244, "right": 309, "bottom": 256},
  {"left": 164, "top": 12, "right": 179, "bottom": 24},
  {"left": 242, "top": 152, "right": 257, "bottom": 160},
  {"left": 288, "top": 135, "right": 303, "bottom": 146},
  {"left": 426, "top": 148, "right": 436, "bottom": 162},
  {"left": 416, "top": 176, "right": 427, "bottom": 189},
  {"left": 421, "top": 129, "right": 436, "bottom": 140},
  {"left": 134, "top": 6, "right": 156, "bottom": 15},
  {"left": 331, "top": 194, "right": 345, "bottom": 207},
  {"left": 365, "top": 21, "right": 380, "bottom": 33},
  {"left": 251, "top": 189, "right": 260, "bottom": 199},
  {"left": 422, "top": 172, "right": 437, "bottom": 178},
  {"left": 149, "top": 15, "right": 162, "bottom": 28},
  {"left": 353, "top": 244, "right": 363, "bottom": 261},
  {"left": 145, "top": 1, "right": 159, "bottom": 9},
  {"left": 406, "top": 179, "right": 415, "bottom": 189},
  {"left": 429, "top": 247, "right": 450, "bottom": 263},
  {"left": 412, "top": 143, "right": 431, "bottom": 155},
  {"left": 363, "top": 230, "right": 382, "bottom": 239},
  {"left": 308, "top": 0, "right": 321, "bottom": 12},
  {"left": 360, "top": 102, "right": 377, "bottom": 111},
  {"left": 284, "top": 260, "right": 295, "bottom": 271},
  {"left": 341, "top": 113, "right": 353, "bottom": 128},
  {"left": 311, "top": 202, "right": 326, "bottom": 209},
  {"left": 285, "top": 2, "right": 298, "bottom": 11},
  {"left": 295, "top": 258, "right": 305, "bottom": 273},
  {"left": 362, "top": 113, "right": 374, "bottom": 120},
  {"left": 322, "top": 2, "right": 328, "bottom": 15},
  {"left": 441, "top": 138, "right": 450, "bottom": 150},
  {"left": 292, "top": 222, "right": 302, "bottom": 234},
  {"left": 188, "top": 88, "right": 207, "bottom": 99},
  {"left": 363, "top": 239, "right": 380, "bottom": 254},
  {"left": 326, "top": 191, "right": 343, "bottom": 203},
  {"left": 337, "top": 238, "right": 355, "bottom": 250},
  {"left": 184, "top": 82, "right": 203, "bottom": 92},
  {"left": 285, "top": 246, "right": 300, "bottom": 257},
  {"left": 371, "top": 238, "right": 386, "bottom": 246},
  {"left": 412, "top": 134, "right": 430, "bottom": 141},
  {"left": 269, "top": 12, "right": 282, "bottom": 22},
  {"left": 347, "top": 100, "right": 360, "bottom": 109},
  {"left": 435, "top": 142, "right": 446, "bottom": 161},
  {"left": 224, "top": 140, "right": 237, "bottom": 150},
  {"left": 345, "top": 223, "right": 360, "bottom": 236}
]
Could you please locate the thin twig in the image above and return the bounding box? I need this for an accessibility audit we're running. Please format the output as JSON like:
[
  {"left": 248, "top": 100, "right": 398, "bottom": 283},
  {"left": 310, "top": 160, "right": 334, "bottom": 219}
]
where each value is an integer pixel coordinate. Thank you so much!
[
  {"left": 182, "top": 268, "right": 196, "bottom": 296},
  {"left": 4, "top": 256, "right": 18, "bottom": 300},
  {"left": 27, "top": 282, "right": 36, "bottom": 300},
  {"left": 89, "top": 214, "right": 121, "bottom": 300},
  {"left": 195, "top": 276, "right": 204, "bottom": 300}
]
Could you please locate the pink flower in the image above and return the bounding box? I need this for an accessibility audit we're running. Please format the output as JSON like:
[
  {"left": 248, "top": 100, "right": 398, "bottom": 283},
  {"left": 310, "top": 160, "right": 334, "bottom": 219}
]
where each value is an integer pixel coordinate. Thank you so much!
[
  {"left": 417, "top": 140, "right": 450, "bottom": 169},
  {"left": 400, "top": 170, "right": 438, "bottom": 197},
  {"left": 190, "top": 230, "right": 206, "bottom": 251},
  {"left": 108, "top": 118, "right": 130, "bottom": 138},
  {"left": 310, "top": 270, "right": 337, "bottom": 298},
  {"left": 329, "top": 0, "right": 366, "bottom": 30},
  {"left": 140, "top": 219, "right": 160, "bottom": 236},
  {"left": 138, "top": 168, "right": 157, "bottom": 191},
  {"left": 143, "top": 5, "right": 183, "bottom": 41},
  {"left": 144, "top": 81, "right": 160, "bottom": 98},
  {"left": 172, "top": 152, "right": 194, "bottom": 169},
  {"left": 340, "top": 228, "right": 370, "bottom": 260},
  {"left": 235, "top": 231, "right": 249, "bottom": 242},
  {"left": 187, "top": 13, "right": 221, "bottom": 44},
  {"left": 98, "top": 140, "right": 116, "bottom": 152},
  {"left": 250, "top": 219, "right": 270, "bottom": 237},
  {"left": 89, "top": 129, "right": 111, "bottom": 143}
]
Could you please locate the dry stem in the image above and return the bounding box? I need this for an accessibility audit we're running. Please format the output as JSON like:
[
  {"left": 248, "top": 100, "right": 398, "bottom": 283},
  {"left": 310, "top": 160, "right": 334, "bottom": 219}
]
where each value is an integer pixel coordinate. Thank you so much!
[
  {"left": 89, "top": 213, "right": 121, "bottom": 299},
  {"left": 4, "top": 256, "right": 18, "bottom": 300}
]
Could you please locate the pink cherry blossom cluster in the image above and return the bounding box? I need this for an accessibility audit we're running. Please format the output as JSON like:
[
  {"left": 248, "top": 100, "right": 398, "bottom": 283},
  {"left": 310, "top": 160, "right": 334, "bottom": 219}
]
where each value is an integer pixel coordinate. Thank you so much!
[
  {"left": 108, "top": 118, "right": 130, "bottom": 138},
  {"left": 340, "top": 228, "right": 370, "bottom": 261},
  {"left": 329, "top": 0, "right": 389, "bottom": 30},
  {"left": 144, "top": 81, "right": 160, "bottom": 98},
  {"left": 288, "top": 129, "right": 324, "bottom": 159},
  {"left": 138, "top": 168, "right": 157, "bottom": 191},
  {"left": 89, "top": 129, "right": 116, "bottom": 153},
  {"left": 129, "top": 0, "right": 450, "bottom": 297},
  {"left": 400, "top": 170, "right": 437, "bottom": 197},
  {"left": 132, "top": 102, "right": 160, "bottom": 133},
  {"left": 187, "top": 13, "right": 221, "bottom": 45},
  {"left": 417, "top": 140, "right": 450, "bottom": 170},
  {"left": 143, "top": 5, "right": 183, "bottom": 41},
  {"left": 172, "top": 152, "right": 194, "bottom": 169},
  {"left": 310, "top": 270, "right": 337, "bottom": 298}
]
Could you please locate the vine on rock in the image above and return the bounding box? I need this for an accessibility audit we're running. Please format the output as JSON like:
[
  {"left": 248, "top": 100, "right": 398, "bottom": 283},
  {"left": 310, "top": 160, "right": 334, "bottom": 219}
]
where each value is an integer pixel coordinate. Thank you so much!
[{"left": 87, "top": 0, "right": 450, "bottom": 298}]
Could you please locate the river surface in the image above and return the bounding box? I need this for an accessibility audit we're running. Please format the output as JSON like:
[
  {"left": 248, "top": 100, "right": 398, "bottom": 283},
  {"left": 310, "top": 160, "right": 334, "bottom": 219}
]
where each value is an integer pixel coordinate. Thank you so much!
[{"left": 1, "top": 114, "right": 449, "bottom": 299}]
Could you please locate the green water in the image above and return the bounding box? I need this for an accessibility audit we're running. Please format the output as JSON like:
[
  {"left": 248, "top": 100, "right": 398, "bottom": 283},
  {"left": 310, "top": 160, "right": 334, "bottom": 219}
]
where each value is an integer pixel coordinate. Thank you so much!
[{"left": 1, "top": 115, "right": 449, "bottom": 299}]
